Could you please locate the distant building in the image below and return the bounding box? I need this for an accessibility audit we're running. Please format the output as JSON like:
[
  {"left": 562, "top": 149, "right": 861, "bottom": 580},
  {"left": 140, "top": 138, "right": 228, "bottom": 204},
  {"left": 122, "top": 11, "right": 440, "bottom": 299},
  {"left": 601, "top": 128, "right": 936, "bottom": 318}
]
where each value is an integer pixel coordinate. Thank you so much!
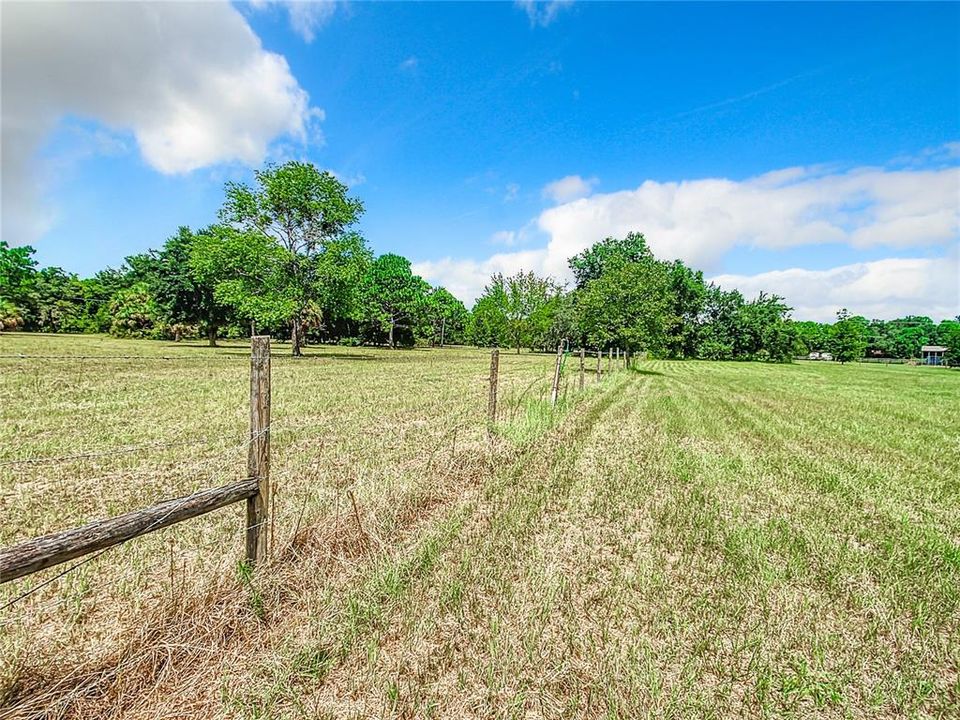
[{"left": 921, "top": 345, "right": 947, "bottom": 366}]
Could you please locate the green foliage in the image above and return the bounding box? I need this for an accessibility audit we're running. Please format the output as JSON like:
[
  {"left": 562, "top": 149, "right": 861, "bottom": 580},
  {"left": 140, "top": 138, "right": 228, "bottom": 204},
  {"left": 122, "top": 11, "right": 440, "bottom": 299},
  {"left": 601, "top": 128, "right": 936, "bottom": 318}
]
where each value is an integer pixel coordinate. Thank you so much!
[
  {"left": 218, "top": 161, "right": 366, "bottom": 355},
  {"left": 423, "top": 287, "right": 469, "bottom": 346},
  {"left": 936, "top": 318, "right": 960, "bottom": 367},
  {"left": 829, "top": 309, "right": 868, "bottom": 364},
  {"left": 664, "top": 260, "right": 706, "bottom": 359},
  {"left": 468, "top": 278, "right": 509, "bottom": 348},
  {"left": 149, "top": 227, "right": 230, "bottom": 344},
  {"left": 504, "top": 271, "right": 562, "bottom": 353},
  {"left": 108, "top": 283, "right": 163, "bottom": 338},
  {"left": 568, "top": 232, "right": 654, "bottom": 288},
  {"left": 0, "top": 299, "right": 24, "bottom": 331},
  {"left": 360, "top": 254, "right": 430, "bottom": 348},
  {"left": 189, "top": 225, "right": 297, "bottom": 331},
  {"left": 0, "top": 241, "right": 37, "bottom": 312},
  {"left": 575, "top": 255, "right": 672, "bottom": 354}
]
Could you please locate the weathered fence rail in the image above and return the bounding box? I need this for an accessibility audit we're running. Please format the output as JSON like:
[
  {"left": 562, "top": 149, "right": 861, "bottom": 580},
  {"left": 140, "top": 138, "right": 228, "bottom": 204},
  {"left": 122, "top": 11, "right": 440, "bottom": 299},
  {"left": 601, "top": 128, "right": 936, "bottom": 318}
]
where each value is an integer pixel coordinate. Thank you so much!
[
  {"left": 0, "top": 479, "right": 258, "bottom": 584},
  {"left": 0, "top": 336, "right": 273, "bottom": 587},
  {"left": 2, "top": 338, "right": 628, "bottom": 590}
]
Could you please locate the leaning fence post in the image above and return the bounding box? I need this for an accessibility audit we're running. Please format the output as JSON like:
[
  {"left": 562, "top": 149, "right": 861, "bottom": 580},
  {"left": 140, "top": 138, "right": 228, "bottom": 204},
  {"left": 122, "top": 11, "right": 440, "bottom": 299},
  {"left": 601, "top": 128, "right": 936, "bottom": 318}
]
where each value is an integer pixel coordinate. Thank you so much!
[
  {"left": 487, "top": 348, "right": 500, "bottom": 430},
  {"left": 550, "top": 343, "right": 563, "bottom": 406},
  {"left": 596, "top": 349, "right": 602, "bottom": 379},
  {"left": 579, "top": 347, "right": 585, "bottom": 391},
  {"left": 246, "top": 336, "right": 271, "bottom": 566}
]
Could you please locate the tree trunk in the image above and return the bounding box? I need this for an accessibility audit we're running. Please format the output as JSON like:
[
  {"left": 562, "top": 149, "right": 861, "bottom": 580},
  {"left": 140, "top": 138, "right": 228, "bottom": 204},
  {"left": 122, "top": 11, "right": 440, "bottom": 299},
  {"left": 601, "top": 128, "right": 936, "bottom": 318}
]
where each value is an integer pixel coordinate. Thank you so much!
[
  {"left": 291, "top": 318, "right": 302, "bottom": 356},
  {"left": 389, "top": 318, "right": 396, "bottom": 349},
  {"left": 207, "top": 324, "right": 218, "bottom": 347},
  {"left": 440, "top": 317, "right": 445, "bottom": 348},
  {"left": 250, "top": 320, "right": 256, "bottom": 338}
]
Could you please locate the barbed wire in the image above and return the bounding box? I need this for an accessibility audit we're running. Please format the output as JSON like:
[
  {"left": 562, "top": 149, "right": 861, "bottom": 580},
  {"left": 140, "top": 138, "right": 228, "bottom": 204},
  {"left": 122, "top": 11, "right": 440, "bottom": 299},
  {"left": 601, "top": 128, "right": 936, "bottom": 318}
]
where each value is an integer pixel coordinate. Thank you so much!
[
  {"left": 0, "top": 437, "right": 214, "bottom": 467},
  {"left": 0, "top": 423, "right": 270, "bottom": 614},
  {"left": 0, "top": 354, "right": 250, "bottom": 362}
]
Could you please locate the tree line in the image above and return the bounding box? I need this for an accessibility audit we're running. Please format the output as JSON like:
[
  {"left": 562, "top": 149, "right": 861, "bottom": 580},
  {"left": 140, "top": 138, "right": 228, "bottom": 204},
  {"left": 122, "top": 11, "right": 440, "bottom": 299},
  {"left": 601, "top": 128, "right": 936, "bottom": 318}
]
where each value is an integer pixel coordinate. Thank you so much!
[{"left": 2, "top": 161, "right": 957, "bottom": 365}]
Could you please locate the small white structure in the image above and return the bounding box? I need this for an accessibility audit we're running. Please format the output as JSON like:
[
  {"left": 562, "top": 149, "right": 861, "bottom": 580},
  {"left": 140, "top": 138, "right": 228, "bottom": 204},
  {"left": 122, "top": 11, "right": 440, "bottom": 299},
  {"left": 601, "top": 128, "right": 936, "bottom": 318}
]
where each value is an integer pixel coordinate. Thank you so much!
[{"left": 921, "top": 345, "right": 947, "bottom": 366}]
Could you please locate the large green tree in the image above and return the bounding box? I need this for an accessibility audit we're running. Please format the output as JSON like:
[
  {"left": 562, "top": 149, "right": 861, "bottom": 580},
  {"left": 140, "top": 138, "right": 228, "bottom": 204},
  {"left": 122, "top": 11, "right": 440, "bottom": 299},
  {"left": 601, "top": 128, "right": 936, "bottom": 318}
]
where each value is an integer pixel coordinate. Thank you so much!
[
  {"left": 568, "top": 232, "right": 655, "bottom": 289},
  {"left": 503, "top": 271, "right": 562, "bottom": 353},
  {"left": 424, "top": 287, "right": 469, "bottom": 346},
  {"left": 360, "top": 254, "right": 430, "bottom": 348},
  {"left": 468, "top": 277, "right": 510, "bottom": 348},
  {"left": 218, "top": 161, "right": 365, "bottom": 355},
  {"left": 829, "top": 309, "right": 868, "bottom": 364},
  {"left": 149, "top": 227, "right": 232, "bottom": 344},
  {"left": 574, "top": 256, "right": 672, "bottom": 354}
]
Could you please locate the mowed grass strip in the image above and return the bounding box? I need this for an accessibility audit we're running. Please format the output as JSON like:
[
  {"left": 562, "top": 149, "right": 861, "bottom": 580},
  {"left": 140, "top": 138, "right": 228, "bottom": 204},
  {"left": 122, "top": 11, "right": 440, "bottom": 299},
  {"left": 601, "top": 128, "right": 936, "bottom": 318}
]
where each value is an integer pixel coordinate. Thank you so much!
[{"left": 0, "top": 334, "right": 957, "bottom": 718}]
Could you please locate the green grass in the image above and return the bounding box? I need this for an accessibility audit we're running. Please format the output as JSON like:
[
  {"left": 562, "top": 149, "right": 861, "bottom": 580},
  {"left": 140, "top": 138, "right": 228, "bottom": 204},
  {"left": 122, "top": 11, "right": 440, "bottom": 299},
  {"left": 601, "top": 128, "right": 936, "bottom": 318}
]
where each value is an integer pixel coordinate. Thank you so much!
[{"left": 1, "top": 333, "right": 957, "bottom": 718}]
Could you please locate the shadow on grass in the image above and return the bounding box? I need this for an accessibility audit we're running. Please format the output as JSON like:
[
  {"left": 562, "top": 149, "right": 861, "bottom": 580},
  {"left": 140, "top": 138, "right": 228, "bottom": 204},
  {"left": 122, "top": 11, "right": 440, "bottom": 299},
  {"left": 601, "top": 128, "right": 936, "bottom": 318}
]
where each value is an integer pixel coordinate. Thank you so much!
[{"left": 630, "top": 367, "right": 664, "bottom": 377}]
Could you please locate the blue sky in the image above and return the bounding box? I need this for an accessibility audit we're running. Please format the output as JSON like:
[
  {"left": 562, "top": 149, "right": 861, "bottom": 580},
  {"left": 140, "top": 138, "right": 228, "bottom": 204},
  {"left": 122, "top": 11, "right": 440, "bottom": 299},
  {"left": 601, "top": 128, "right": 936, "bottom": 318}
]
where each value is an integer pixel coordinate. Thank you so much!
[{"left": 3, "top": 1, "right": 958, "bottom": 320}]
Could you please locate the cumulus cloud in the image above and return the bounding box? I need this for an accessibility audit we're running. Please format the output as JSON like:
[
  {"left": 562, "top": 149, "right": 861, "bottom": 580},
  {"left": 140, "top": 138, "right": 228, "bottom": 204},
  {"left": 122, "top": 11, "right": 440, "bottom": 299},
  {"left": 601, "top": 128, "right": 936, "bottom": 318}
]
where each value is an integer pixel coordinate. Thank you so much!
[
  {"left": 515, "top": 0, "right": 574, "bottom": 28},
  {"left": 416, "top": 157, "right": 960, "bottom": 317},
  {"left": 250, "top": 0, "right": 339, "bottom": 43},
  {"left": 2, "top": 1, "right": 318, "bottom": 245},
  {"left": 542, "top": 174, "right": 598, "bottom": 204},
  {"left": 413, "top": 250, "right": 549, "bottom": 305},
  {"left": 711, "top": 252, "right": 960, "bottom": 322},
  {"left": 532, "top": 162, "right": 959, "bottom": 281}
]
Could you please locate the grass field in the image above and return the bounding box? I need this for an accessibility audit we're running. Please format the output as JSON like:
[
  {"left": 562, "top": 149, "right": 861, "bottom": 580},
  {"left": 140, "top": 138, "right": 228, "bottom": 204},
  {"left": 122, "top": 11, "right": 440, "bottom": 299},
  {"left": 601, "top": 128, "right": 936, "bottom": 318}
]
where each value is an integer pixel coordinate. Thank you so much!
[{"left": 1, "top": 333, "right": 958, "bottom": 718}]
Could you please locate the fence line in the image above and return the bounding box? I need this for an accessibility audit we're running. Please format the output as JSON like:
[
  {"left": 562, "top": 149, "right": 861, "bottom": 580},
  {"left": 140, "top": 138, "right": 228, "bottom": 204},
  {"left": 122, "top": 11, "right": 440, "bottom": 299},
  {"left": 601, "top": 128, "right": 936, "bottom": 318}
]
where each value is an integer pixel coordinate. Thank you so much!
[
  {"left": 0, "top": 336, "right": 274, "bottom": 592},
  {"left": 0, "top": 354, "right": 250, "bottom": 362},
  {"left": 1, "top": 340, "right": 633, "bottom": 608}
]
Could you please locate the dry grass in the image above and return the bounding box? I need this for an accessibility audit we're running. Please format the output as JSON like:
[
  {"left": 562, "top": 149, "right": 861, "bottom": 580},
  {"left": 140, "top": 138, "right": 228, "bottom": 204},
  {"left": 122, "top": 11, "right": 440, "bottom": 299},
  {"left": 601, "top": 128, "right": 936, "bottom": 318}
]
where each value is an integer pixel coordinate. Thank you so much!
[{"left": 1, "top": 334, "right": 957, "bottom": 718}]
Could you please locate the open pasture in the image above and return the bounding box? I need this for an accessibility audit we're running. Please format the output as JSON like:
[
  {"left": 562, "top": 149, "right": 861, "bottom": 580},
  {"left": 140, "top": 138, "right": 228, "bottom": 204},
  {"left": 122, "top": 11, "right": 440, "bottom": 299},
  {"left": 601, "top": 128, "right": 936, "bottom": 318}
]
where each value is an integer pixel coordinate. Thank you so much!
[{"left": 0, "top": 333, "right": 957, "bottom": 718}]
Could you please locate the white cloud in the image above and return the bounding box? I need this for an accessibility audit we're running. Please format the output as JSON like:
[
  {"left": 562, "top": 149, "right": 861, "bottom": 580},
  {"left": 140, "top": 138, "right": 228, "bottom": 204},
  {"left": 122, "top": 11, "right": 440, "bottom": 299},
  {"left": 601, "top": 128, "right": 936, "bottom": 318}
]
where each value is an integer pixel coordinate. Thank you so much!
[
  {"left": 516, "top": 0, "right": 574, "bottom": 28},
  {"left": 542, "top": 174, "right": 598, "bottom": 203},
  {"left": 416, "top": 155, "right": 960, "bottom": 317},
  {"left": 711, "top": 252, "right": 960, "bottom": 322},
  {"left": 399, "top": 56, "right": 419, "bottom": 72},
  {"left": 1, "top": 1, "right": 318, "bottom": 245},
  {"left": 504, "top": 182, "right": 520, "bottom": 202},
  {"left": 490, "top": 230, "right": 518, "bottom": 246},
  {"left": 534, "top": 162, "right": 959, "bottom": 280},
  {"left": 250, "top": 0, "right": 339, "bottom": 43},
  {"left": 413, "top": 250, "right": 549, "bottom": 305}
]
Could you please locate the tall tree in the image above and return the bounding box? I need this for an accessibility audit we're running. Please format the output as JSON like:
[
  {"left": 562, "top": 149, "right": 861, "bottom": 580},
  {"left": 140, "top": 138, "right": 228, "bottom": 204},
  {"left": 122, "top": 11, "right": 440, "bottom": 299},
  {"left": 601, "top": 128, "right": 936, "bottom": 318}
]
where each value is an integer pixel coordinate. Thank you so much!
[
  {"left": 575, "top": 257, "right": 672, "bottom": 354},
  {"left": 503, "top": 271, "right": 562, "bottom": 353},
  {"left": 360, "top": 254, "right": 430, "bottom": 348},
  {"left": 469, "top": 277, "right": 510, "bottom": 348},
  {"left": 424, "top": 287, "right": 469, "bottom": 346},
  {"left": 150, "top": 227, "right": 231, "bottom": 345},
  {"left": 829, "top": 309, "right": 868, "bottom": 364},
  {"left": 218, "top": 161, "right": 364, "bottom": 355},
  {"left": 568, "top": 232, "right": 654, "bottom": 289}
]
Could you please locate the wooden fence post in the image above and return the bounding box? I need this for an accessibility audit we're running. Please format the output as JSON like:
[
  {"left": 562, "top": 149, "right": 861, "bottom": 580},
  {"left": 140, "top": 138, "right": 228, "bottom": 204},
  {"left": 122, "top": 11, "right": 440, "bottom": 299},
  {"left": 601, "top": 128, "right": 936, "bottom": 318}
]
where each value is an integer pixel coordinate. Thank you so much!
[
  {"left": 246, "top": 336, "right": 271, "bottom": 566},
  {"left": 487, "top": 348, "right": 500, "bottom": 430},
  {"left": 550, "top": 343, "right": 563, "bottom": 406},
  {"left": 596, "top": 349, "right": 602, "bottom": 379},
  {"left": 579, "top": 347, "right": 585, "bottom": 391},
  {"left": 607, "top": 348, "right": 612, "bottom": 374}
]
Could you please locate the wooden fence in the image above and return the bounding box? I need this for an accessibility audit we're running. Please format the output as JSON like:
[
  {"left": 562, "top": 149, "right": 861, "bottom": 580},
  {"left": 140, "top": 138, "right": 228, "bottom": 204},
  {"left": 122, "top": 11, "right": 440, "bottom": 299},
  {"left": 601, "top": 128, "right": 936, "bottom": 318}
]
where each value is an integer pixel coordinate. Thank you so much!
[
  {"left": 0, "top": 336, "right": 273, "bottom": 585},
  {"left": 1, "top": 339, "right": 631, "bottom": 588}
]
